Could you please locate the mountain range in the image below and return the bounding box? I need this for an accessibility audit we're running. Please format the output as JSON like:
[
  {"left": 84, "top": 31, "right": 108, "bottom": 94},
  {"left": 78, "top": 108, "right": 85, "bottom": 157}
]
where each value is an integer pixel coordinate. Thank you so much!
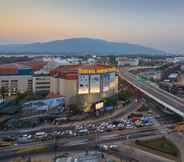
[{"left": 0, "top": 38, "right": 167, "bottom": 56}]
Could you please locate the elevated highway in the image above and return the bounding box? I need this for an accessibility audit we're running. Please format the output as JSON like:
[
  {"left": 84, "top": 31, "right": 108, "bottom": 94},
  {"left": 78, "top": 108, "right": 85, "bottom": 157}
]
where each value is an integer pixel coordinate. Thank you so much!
[{"left": 120, "top": 72, "right": 184, "bottom": 118}]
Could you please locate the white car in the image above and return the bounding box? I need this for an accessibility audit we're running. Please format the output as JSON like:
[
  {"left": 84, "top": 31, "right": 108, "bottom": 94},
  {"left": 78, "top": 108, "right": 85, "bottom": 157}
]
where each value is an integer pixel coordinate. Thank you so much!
[
  {"left": 78, "top": 129, "right": 89, "bottom": 135},
  {"left": 22, "top": 134, "right": 32, "bottom": 139},
  {"left": 102, "top": 144, "right": 108, "bottom": 150},
  {"left": 126, "top": 124, "right": 133, "bottom": 128},
  {"left": 35, "top": 132, "right": 47, "bottom": 138},
  {"left": 109, "top": 144, "right": 119, "bottom": 150}
]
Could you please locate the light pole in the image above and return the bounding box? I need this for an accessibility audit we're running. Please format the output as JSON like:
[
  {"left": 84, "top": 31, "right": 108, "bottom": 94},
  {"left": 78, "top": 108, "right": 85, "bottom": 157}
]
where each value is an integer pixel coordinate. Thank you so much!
[{"left": 53, "top": 134, "right": 57, "bottom": 162}]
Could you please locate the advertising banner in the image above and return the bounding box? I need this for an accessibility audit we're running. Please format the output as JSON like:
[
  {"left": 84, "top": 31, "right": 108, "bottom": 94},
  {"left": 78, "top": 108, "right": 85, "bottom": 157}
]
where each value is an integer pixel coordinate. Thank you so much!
[
  {"left": 102, "top": 73, "right": 110, "bottom": 92},
  {"left": 109, "top": 72, "right": 116, "bottom": 88},
  {"left": 95, "top": 101, "right": 104, "bottom": 110},
  {"left": 45, "top": 97, "right": 64, "bottom": 108},
  {"left": 78, "top": 75, "right": 89, "bottom": 94},
  {"left": 105, "top": 105, "right": 113, "bottom": 111},
  {"left": 90, "top": 74, "right": 100, "bottom": 93}
]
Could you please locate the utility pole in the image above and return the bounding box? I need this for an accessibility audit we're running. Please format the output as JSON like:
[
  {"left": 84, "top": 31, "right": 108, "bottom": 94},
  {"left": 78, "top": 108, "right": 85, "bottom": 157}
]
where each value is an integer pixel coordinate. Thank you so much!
[
  {"left": 96, "top": 130, "right": 98, "bottom": 149},
  {"left": 53, "top": 135, "right": 56, "bottom": 162}
]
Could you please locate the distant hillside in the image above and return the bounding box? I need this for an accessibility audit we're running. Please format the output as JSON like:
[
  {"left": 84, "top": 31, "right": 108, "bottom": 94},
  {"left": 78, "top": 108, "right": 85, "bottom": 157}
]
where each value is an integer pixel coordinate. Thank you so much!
[{"left": 0, "top": 38, "right": 167, "bottom": 55}]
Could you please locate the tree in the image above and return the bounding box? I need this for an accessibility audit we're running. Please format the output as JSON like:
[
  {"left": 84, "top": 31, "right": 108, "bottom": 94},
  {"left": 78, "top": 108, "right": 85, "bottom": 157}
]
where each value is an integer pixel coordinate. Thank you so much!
[
  {"left": 68, "top": 103, "right": 82, "bottom": 115},
  {"left": 104, "top": 95, "right": 118, "bottom": 106},
  {"left": 67, "top": 95, "right": 83, "bottom": 116},
  {"left": 109, "top": 55, "right": 117, "bottom": 65}
]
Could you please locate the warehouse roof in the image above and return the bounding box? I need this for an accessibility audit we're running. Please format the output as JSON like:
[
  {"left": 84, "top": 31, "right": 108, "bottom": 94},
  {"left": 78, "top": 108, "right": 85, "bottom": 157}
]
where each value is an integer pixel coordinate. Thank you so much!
[{"left": 0, "top": 59, "right": 47, "bottom": 75}]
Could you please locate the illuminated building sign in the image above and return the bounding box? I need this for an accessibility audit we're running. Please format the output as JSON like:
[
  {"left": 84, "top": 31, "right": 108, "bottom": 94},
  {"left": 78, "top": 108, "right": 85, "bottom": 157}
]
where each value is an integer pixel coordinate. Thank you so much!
[
  {"left": 79, "top": 67, "right": 116, "bottom": 74},
  {"left": 78, "top": 75, "right": 89, "bottom": 94},
  {"left": 102, "top": 73, "right": 110, "bottom": 92},
  {"left": 109, "top": 72, "right": 116, "bottom": 88},
  {"left": 95, "top": 101, "right": 104, "bottom": 110},
  {"left": 90, "top": 75, "right": 100, "bottom": 93}
]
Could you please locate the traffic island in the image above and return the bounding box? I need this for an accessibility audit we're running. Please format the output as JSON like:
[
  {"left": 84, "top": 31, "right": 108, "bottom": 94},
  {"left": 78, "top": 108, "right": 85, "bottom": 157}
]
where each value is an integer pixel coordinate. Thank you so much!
[{"left": 134, "top": 137, "right": 181, "bottom": 162}]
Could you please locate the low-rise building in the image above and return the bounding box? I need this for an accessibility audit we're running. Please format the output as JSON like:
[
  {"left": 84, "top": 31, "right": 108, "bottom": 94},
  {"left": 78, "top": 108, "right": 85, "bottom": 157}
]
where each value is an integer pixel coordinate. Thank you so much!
[
  {"left": 117, "top": 57, "right": 139, "bottom": 66},
  {"left": 0, "top": 63, "right": 33, "bottom": 96},
  {"left": 32, "top": 71, "right": 50, "bottom": 94},
  {"left": 0, "top": 59, "right": 46, "bottom": 96}
]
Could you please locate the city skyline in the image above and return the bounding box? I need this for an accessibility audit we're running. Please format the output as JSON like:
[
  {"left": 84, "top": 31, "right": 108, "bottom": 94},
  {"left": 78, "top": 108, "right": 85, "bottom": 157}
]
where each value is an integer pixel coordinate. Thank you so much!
[{"left": 0, "top": 0, "right": 184, "bottom": 53}]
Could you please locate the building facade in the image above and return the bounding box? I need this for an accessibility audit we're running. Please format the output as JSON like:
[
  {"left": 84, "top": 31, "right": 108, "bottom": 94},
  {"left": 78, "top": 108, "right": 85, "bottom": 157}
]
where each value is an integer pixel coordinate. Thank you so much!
[
  {"left": 32, "top": 74, "right": 50, "bottom": 94},
  {"left": 50, "top": 64, "right": 118, "bottom": 111},
  {"left": 0, "top": 61, "right": 45, "bottom": 96},
  {"left": 0, "top": 66, "right": 33, "bottom": 96}
]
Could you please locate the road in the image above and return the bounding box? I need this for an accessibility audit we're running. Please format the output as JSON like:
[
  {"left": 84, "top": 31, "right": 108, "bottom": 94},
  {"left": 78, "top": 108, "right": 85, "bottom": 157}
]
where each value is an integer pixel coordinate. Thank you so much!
[
  {"left": 0, "top": 127, "right": 160, "bottom": 161},
  {"left": 0, "top": 98, "right": 143, "bottom": 138},
  {"left": 121, "top": 72, "right": 184, "bottom": 118}
]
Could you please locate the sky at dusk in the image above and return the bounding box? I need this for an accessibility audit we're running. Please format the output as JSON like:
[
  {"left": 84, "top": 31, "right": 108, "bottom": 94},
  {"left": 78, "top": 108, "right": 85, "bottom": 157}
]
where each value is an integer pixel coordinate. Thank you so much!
[{"left": 0, "top": 0, "right": 184, "bottom": 53}]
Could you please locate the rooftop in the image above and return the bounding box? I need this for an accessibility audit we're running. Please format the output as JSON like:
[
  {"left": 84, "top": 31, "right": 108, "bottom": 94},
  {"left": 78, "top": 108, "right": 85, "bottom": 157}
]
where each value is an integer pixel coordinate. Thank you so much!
[
  {"left": 50, "top": 64, "right": 116, "bottom": 80},
  {"left": 0, "top": 59, "right": 47, "bottom": 75}
]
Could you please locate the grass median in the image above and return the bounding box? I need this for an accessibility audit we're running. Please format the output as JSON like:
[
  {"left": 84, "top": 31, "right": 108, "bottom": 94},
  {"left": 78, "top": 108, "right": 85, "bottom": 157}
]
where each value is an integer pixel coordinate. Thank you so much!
[
  {"left": 135, "top": 137, "right": 181, "bottom": 161},
  {"left": 16, "top": 145, "right": 49, "bottom": 154}
]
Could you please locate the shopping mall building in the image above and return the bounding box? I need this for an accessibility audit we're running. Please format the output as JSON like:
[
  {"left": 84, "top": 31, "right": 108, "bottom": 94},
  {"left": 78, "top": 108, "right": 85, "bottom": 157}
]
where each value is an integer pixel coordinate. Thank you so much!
[{"left": 49, "top": 64, "right": 118, "bottom": 111}]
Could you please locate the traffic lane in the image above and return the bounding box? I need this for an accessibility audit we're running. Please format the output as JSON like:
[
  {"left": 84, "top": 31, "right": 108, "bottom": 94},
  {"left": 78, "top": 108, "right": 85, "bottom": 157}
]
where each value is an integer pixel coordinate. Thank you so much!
[
  {"left": 1, "top": 113, "right": 153, "bottom": 148},
  {"left": 127, "top": 72, "right": 184, "bottom": 105},
  {"left": 0, "top": 126, "right": 159, "bottom": 152},
  {"left": 0, "top": 127, "right": 160, "bottom": 154},
  {"left": 0, "top": 130, "right": 161, "bottom": 161},
  {"left": 125, "top": 73, "right": 184, "bottom": 108},
  {"left": 0, "top": 98, "right": 143, "bottom": 138},
  {"left": 122, "top": 73, "right": 184, "bottom": 112}
]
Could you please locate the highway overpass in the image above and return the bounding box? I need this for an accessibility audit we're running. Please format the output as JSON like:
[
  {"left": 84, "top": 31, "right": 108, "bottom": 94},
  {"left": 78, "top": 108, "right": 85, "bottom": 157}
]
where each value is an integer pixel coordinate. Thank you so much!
[{"left": 120, "top": 72, "right": 184, "bottom": 118}]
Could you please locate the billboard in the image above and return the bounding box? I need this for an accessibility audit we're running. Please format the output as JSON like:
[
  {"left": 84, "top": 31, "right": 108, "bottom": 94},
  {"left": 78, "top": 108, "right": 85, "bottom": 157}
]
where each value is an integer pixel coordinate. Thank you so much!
[
  {"left": 23, "top": 97, "right": 65, "bottom": 111},
  {"left": 109, "top": 72, "right": 116, "bottom": 88},
  {"left": 78, "top": 75, "right": 89, "bottom": 94},
  {"left": 95, "top": 101, "right": 104, "bottom": 110},
  {"left": 102, "top": 73, "right": 110, "bottom": 92},
  {"left": 105, "top": 105, "right": 113, "bottom": 111},
  {"left": 90, "top": 74, "right": 100, "bottom": 93},
  {"left": 79, "top": 67, "right": 116, "bottom": 74},
  {"left": 45, "top": 97, "right": 64, "bottom": 108}
]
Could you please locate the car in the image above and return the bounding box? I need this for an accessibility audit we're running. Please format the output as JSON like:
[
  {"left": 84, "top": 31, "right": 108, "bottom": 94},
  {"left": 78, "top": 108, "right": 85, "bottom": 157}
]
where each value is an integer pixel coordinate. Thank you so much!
[
  {"left": 117, "top": 123, "right": 124, "bottom": 130},
  {"left": 109, "top": 144, "right": 119, "bottom": 151},
  {"left": 77, "top": 129, "right": 89, "bottom": 135},
  {"left": 97, "top": 129, "right": 104, "bottom": 133},
  {"left": 68, "top": 130, "right": 73, "bottom": 135},
  {"left": 97, "top": 144, "right": 108, "bottom": 151},
  {"left": 102, "top": 144, "right": 108, "bottom": 150},
  {"left": 22, "top": 134, "right": 32, "bottom": 139},
  {"left": 126, "top": 124, "right": 133, "bottom": 128},
  {"left": 35, "top": 132, "right": 47, "bottom": 139},
  {"left": 52, "top": 131, "right": 61, "bottom": 137}
]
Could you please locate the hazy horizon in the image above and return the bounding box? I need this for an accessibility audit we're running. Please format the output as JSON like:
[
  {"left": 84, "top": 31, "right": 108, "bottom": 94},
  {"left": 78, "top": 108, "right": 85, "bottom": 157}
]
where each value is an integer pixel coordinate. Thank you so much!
[{"left": 0, "top": 0, "right": 184, "bottom": 53}]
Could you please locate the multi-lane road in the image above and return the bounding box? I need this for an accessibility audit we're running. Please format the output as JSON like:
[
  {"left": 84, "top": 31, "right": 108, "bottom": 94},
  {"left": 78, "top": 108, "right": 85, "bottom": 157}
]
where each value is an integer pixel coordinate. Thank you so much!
[
  {"left": 0, "top": 96, "right": 158, "bottom": 161},
  {"left": 120, "top": 72, "right": 184, "bottom": 118},
  {"left": 0, "top": 98, "right": 143, "bottom": 138},
  {"left": 0, "top": 126, "right": 160, "bottom": 161},
  {"left": 0, "top": 98, "right": 147, "bottom": 161}
]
